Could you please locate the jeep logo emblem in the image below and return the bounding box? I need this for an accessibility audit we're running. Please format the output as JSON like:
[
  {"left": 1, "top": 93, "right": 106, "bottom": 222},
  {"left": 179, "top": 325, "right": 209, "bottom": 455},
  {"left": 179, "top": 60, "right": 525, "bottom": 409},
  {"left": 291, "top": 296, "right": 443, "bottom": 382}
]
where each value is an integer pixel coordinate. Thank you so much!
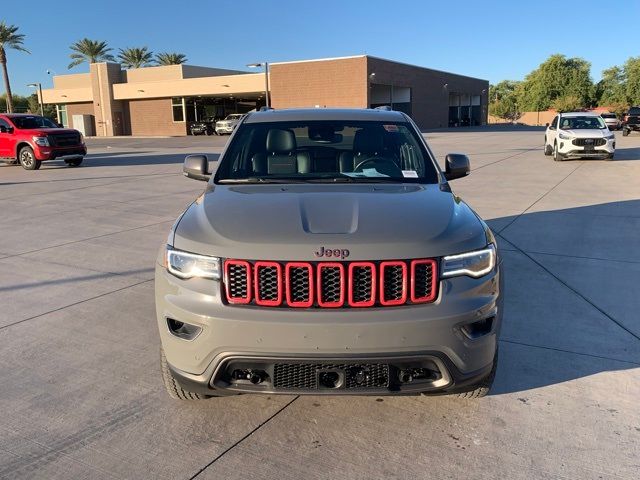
[{"left": 314, "top": 247, "right": 350, "bottom": 259}]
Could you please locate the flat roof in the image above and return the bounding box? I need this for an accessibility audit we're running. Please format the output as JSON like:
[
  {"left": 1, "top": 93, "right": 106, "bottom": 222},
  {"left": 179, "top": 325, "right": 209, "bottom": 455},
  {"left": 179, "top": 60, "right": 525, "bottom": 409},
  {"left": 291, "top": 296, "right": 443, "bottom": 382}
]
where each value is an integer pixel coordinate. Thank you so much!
[
  {"left": 243, "top": 108, "right": 407, "bottom": 123},
  {"left": 560, "top": 112, "right": 602, "bottom": 117}
]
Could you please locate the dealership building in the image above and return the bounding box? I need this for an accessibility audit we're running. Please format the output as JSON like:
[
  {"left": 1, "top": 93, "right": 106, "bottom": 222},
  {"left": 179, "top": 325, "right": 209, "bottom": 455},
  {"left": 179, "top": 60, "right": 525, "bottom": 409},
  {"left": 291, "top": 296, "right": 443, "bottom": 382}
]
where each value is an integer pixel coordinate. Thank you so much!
[{"left": 41, "top": 55, "right": 489, "bottom": 136}]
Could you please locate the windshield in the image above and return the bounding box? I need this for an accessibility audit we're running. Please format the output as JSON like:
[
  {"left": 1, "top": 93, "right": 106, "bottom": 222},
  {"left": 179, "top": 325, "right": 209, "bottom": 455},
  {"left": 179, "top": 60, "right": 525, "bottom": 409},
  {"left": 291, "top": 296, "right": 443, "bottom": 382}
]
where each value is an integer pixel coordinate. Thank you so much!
[
  {"left": 10, "top": 116, "right": 58, "bottom": 129},
  {"left": 559, "top": 116, "right": 606, "bottom": 130},
  {"left": 225, "top": 114, "right": 244, "bottom": 120},
  {"left": 214, "top": 120, "right": 440, "bottom": 184}
]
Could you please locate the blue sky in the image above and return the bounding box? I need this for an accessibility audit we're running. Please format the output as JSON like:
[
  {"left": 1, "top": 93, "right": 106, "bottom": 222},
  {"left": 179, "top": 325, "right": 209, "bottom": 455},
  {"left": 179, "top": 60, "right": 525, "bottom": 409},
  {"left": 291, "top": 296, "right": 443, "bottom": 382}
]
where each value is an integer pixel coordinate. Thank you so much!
[{"left": 4, "top": 0, "right": 639, "bottom": 95}]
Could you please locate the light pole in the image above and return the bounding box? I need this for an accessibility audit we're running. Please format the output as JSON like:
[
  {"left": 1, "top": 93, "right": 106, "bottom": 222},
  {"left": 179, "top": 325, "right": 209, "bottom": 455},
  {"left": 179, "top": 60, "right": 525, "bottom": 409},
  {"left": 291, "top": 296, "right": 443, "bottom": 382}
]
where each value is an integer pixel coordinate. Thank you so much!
[
  {"left": 27, "top": 82, "right": 44, "bottom": 116},
  {"left": 247, "top": 62, "right": 270, "bottom": 108}
]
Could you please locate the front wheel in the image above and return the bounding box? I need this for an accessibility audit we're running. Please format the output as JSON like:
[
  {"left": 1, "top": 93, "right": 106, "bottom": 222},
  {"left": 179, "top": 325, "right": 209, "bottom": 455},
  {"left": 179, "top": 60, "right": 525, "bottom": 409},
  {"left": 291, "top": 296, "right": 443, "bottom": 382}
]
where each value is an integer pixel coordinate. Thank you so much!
[
  {"left": 454, "top": 348, "right": 499, "bottom": 399},
  {"left": 553, "top": 142, "right": 563, "bottom": 162},
  {"left": 19, "top": 146, "right": 42, "bottom": 170},
  {"left": 160, "top": 347, "right": 212, "bottom": 400},
  {"left": 544, "top": 141, "right": 552, "bottom": 156},
  {"left": 65, "top": 158, "right": 83, "bottom": 167}
]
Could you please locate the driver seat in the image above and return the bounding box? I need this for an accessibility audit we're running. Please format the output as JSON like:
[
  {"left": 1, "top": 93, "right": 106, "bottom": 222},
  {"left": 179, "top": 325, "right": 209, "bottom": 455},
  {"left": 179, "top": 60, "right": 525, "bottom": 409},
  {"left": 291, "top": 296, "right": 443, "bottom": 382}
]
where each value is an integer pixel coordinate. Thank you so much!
[{"left": 338, "top": 128, "right": 384, "bottom": 172}]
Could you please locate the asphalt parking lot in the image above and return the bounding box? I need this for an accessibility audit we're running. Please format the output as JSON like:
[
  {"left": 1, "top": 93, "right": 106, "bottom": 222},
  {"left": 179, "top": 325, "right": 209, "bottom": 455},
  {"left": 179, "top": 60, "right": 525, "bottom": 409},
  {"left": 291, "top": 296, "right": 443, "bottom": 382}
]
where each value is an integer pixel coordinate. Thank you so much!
[{"left": 0, "top": 127, "right": 639, "bottom": 480}]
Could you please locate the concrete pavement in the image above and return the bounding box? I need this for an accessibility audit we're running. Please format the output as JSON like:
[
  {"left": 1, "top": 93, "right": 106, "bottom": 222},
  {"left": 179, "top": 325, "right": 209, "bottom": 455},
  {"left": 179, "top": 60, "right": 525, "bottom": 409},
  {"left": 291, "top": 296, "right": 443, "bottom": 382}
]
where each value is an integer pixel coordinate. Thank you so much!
[{"left": 0, "top": 128, "right": 638, "bottom": 479}]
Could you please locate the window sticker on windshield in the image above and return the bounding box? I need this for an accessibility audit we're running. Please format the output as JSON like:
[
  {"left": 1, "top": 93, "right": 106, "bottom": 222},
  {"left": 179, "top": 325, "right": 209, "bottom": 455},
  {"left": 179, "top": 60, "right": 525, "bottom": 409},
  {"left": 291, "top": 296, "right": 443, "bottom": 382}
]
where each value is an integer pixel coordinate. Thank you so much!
[
  {"left": 402, "top": 170, "right": 418, "bottom": 178},
  {"left": 383, "top": 124, "right": 399, "bottom": 132}
]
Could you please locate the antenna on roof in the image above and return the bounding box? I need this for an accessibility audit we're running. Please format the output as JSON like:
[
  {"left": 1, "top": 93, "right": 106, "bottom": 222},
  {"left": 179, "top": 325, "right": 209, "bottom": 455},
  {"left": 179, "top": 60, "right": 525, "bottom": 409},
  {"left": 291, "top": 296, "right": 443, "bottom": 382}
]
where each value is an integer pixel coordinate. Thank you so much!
[{"left": 374, "top": 105, "right": 392, "bottom": 111}]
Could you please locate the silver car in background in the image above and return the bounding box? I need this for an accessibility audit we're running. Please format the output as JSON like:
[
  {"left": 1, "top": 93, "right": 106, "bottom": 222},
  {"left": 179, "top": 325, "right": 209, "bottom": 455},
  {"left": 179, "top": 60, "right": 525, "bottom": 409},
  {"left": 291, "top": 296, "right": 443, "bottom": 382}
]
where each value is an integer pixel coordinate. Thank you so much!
[
  {"left": 215, "top": 113, "right": 246, "bottom": 135},
  {"left": 601, "top": 112, "right": 621, "bottom": 130}
]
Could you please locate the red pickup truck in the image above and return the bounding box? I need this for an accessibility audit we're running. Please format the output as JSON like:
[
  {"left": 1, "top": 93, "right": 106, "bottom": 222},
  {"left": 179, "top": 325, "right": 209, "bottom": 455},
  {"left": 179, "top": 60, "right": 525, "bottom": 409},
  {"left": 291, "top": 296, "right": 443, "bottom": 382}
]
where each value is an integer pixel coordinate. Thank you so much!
[{"left": 0, "top": 113, "right": 87, "bottom": 170}]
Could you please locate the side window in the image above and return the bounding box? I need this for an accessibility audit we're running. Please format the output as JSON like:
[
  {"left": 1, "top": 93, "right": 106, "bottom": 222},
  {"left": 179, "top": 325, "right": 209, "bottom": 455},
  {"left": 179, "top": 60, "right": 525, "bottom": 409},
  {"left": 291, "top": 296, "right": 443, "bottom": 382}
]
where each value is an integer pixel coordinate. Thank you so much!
[
  {"left": 0, "top": 118, "right": 10, "bottom": 131},
  {"left": 551, "top": 116, "right": 558, "bottom": 129}
]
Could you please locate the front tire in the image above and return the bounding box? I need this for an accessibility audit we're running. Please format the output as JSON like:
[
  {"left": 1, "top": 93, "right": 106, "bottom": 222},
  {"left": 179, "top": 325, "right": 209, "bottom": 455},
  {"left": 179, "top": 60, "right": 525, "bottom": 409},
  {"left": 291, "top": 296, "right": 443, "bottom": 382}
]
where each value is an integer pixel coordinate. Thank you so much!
[
  {"left": 160, "top": 347, "right": 211, "bottom": 400},
  {"left": 454, "top": 348, "right": 499, "bottom": 399},
  {"left": 553, "top": 142, "right": 563, "bottom": 162},
  {"left": 19, "top": 146, "right": 41, "bottom": 170},
  {"left": 544, "top": 140, "right": 552, "bottom": 156},
  {"left": 65, "top": 158, "right": 83, "bottom": 167}
]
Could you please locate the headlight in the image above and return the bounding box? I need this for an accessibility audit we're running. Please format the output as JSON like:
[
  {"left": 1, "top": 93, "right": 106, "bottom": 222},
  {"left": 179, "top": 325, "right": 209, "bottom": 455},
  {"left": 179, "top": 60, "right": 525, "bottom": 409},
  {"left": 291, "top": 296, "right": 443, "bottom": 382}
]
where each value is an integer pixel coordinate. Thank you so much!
[
  {"left": 605, "top": 133, "right": 615, "bottom": 139},
  {"left": 558, "top": 133, "right": 571, "bottom": 140},
  {"left": 166, "top": 246, "right": 220, "bottom": 280},
  {"left": 79, "top": 133, "right": 84, "bottom": 144},
  {"left": 33, "top": 136, "right": 50, "bottom": 147},
  {"left": 442, "top": 244, "right": 496, "bottom": 278}
]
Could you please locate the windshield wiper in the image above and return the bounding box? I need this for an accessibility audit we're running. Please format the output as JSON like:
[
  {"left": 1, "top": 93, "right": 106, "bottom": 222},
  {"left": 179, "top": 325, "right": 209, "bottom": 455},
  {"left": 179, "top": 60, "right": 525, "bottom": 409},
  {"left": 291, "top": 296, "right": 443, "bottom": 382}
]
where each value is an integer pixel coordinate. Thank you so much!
[{"left": 217, "top": 177, "right": 309, "bottom": 184}]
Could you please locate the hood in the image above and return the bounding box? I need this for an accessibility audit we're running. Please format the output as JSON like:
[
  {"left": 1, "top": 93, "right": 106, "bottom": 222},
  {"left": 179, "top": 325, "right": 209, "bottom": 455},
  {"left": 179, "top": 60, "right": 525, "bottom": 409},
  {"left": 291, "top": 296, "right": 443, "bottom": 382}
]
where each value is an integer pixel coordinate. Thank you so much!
[
  {"left": 561, "top": 129, "right": 609, "bottom": 138},
  {"left": 21, "top": 128, "right": 80, "bottom": 136},
  {"left": 172, "top": 184, "right": 487, "bottom": 261}
]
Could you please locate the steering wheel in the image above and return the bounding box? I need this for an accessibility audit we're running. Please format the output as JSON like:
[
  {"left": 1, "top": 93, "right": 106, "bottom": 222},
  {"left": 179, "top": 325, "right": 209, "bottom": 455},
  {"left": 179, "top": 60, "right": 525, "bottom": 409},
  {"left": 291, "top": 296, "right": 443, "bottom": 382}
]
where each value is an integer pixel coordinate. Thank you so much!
[{"left": 353, "top": 157, "right": 402, "bottom": 176}]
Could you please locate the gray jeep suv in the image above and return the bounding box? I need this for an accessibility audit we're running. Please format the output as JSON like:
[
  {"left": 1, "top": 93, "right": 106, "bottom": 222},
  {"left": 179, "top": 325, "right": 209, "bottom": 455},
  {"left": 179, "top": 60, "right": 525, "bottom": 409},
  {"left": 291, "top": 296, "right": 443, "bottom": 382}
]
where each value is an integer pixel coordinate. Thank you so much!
[{"left": 156, "top": 108, "right": 503, "bottom": 400}]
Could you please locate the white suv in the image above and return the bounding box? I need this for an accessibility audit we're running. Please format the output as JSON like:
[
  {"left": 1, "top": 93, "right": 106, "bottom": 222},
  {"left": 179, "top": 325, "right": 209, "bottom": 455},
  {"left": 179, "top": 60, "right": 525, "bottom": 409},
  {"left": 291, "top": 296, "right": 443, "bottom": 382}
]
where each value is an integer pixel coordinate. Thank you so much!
[
  {"left": 215, "top": 114, "right": 246, "bottom": 135},
  {"left": 544, "top": 112, "right": 616, "bottom": 161}
]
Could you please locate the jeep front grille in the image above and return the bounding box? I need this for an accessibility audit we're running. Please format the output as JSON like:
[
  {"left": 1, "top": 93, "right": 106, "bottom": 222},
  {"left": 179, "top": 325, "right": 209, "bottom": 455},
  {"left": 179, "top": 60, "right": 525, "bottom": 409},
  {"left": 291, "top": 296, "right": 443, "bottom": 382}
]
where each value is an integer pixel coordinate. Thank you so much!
[{"left": 223, "top": 259, "right": 437, "bottom": 308}]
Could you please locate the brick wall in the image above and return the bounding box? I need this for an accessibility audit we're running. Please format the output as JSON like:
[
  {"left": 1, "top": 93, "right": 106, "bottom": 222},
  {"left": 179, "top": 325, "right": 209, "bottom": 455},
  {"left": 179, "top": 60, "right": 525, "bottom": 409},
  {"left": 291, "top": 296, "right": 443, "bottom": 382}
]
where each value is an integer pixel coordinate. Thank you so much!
[
  {"left": 270, "top": 57, "right": 368, "bottom": 109},
  {"left": 367, "top": 57, "right": 489, "bottom": 129},
  {"left": 128, "top": 98, "right": 187, "bottom": 136}
]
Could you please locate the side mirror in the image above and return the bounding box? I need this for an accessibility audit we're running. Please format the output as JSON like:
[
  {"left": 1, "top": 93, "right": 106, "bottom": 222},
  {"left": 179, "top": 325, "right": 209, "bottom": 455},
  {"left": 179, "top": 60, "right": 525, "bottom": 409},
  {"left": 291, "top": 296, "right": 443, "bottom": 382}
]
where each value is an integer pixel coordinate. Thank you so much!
[
  {"left": 183, "top": 154, "right": 210, "bottom": 181},
  {"left": 444, "top": 153, "right": 470, "bottom": 181},
  {"left": 545, "top": 123, "right": 549, "bottom": 127}
]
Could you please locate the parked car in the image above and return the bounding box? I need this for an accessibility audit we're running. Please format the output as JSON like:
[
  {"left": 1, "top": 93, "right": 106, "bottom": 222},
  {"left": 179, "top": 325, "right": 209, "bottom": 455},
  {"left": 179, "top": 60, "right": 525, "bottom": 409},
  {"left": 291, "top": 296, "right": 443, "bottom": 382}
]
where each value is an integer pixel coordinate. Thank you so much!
[
  {"left": 544, "top": 112, "right": 615, "bottom": 161},
  {"left": 189, "top": 117, "right": 217, "bottom": 136},
  {"left": 214, "top": 113, "right": 245, "bottom": 135},
  {"left": 622, "top": 106, "right": 640, "bottom": 136},
  {"left": 600, "top": 112, "right": 621, "bottom": 130},
  {"left": 0, "top": 114, "right": 86, "bottom": 170},
  {"left": 156, "top": 108, "right": 503, "bottom": 400}
]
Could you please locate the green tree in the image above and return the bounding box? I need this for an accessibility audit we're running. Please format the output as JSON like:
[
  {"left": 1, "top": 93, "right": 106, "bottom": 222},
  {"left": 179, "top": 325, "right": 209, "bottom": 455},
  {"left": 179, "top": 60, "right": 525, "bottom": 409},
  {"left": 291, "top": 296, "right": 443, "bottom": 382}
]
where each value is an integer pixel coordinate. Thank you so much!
[
  {"left": 552, "top": 95, "right": 583, "bottom": 113},
  {"left": 1, "top": 93, "right": 29, "bottom": 113},
  {"left": 623, "top": 57, "right": 640, "bottom": 106},
  {"left": 26, "top": 93, "right": 56, "bottom": 117},
  {"left": 517, "top": 54, "right": 594, "bottom": 111},
  {"left": 154, "top": 52, "right": 187, "bottom": 66},
  {"left": 117, "top": 47, "right": 154, "bottom": 69},
  {"left": 0, "top": 22, "right": 29, "bottom": 113},
  {"left": 68, "top": 38, "right": 115, "bottom": 69},
  {"left": 489, "top": 80, "right": 521, "bottom": 121},
  {"left": 596, "top": 66, "right": 626, "bottom": 106}
]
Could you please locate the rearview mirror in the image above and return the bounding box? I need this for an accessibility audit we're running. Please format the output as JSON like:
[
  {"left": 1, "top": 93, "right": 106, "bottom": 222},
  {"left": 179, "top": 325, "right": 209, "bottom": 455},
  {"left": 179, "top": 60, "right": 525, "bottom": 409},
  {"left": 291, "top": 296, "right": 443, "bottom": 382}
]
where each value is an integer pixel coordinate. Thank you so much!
[
  {"left": 183, "top": 154, "right": 210, "bottom": 181},
  {"left": 444, "top": 153, "right": 470, "bottom": 181}
]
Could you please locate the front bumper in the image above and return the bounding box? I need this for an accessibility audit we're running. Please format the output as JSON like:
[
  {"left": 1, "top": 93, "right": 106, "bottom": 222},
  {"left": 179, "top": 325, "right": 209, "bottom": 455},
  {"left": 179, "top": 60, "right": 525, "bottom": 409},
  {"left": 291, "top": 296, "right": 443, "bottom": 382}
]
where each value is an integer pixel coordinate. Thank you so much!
[
  {"left": 155, "top": 255, "right": 504, "bottom": 396},
  {"left": 35, "top": 145, "right": 87, "bottom": 161},
  {"left": 215, "top": 126, "right": 234, "bottom": 134},
  {"left": 557, "top": 139, "right": 614, "bottom": 158}
]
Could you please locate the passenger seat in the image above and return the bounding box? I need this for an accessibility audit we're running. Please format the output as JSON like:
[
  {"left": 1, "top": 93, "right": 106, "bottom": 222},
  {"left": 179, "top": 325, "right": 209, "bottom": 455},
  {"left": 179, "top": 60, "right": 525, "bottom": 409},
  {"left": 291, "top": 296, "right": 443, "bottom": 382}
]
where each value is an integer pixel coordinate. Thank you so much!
[{"left": 251, "top": 129, "right": 311, "bottom": 174}]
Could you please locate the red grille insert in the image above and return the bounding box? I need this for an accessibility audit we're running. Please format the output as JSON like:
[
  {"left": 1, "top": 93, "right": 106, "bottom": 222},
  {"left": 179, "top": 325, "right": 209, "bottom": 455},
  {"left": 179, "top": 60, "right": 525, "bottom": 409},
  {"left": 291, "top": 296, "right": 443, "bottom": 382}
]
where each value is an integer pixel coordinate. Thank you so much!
[
  {"left": 285, "top": 262, "right": 314, "bottom": 308},
  {"left": 224, "top": 259, "right": 436, "bottom": 308},
  {"left": 317, "top": 263, "right": 345, "bottom": 308},
  {"left": 348, "top": 262, "right": 376, "bottom": 307},
  {"left": 224, "top": 260, "right": 252, "bottom": 304},
  {"left": 410, "top": 259, "right": 438, "bottom": 303},
  {"left": 253, "top": 261, "right": 282, "bottom": 306}
]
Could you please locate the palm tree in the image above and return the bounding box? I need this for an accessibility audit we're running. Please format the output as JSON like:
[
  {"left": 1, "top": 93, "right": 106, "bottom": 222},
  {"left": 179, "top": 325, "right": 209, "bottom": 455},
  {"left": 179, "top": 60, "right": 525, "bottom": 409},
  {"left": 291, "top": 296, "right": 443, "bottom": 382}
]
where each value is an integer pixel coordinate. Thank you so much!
[
  {"left": 117, "top": 47, "right": 153, "bottom": 69},
  {"left": 68, "top": 38, "right": 115, "bottom": 69},
  {"left": 0, "top": 22, "right": 29, "bottom": 113},
  {"left": 155, "top": 52, "right": 188, "bottom": 66}
]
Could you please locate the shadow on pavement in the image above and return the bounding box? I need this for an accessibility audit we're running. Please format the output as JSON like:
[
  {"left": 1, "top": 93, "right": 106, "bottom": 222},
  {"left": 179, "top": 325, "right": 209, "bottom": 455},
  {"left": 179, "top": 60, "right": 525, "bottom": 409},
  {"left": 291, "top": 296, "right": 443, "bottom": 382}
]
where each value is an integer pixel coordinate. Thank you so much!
[{"left": 485, "top": 199, "right": 640, "bottom": 395}]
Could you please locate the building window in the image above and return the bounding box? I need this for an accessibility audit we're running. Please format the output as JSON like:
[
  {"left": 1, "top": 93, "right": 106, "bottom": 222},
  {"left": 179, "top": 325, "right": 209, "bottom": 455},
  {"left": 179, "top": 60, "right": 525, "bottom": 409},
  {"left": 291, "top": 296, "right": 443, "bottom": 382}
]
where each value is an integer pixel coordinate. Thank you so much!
[
  {"left": 57, "top": 104, "right": 68, "bottom": 127},
  {"left": 172, "top": 97, "right": 185, "bottom": 122}
]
